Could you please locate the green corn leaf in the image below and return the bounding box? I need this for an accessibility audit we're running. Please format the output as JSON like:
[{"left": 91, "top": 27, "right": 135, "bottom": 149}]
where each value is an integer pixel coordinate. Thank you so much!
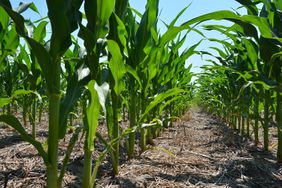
[
  {"left": 158, "top": 95, "right": 183, "bottom": 114},
  {"left": 12, "top": 89, "right": 42, "bottom": 102},
  {"left": 0, "top": 89, "right": 42, "bottom": 108},
  {"left": 33, "top": 21, "right": 47, "bottom": 42},
  {"left": 135, "top": 0, "right": 159, "bottom": 57},
  {"left": 85, "top": 80, "right": 109, "bottom": 151},
  {"left": 66, "top": 0, "right": 83, "bottom": 32},
  {"left": 277, "top": 0, "right": 282, "bottom": 10},
  {"left": 113, "top": 13, "right": 128, "bottom": 55},
  {"left": 0, "top": 1, "right": 53, "bottom": 91},
  {"left": 242, "top": 38, "right": 258, "bottom": 65},
  {"left": 181, "top": 40, "right": 202, "bottom": 59},
  {"left": 144, "top": 48, "right": 162, "bottom": 95},
  {"left": 107, "top": 40, "right": 126, "bottom": 95},
  {"left": 160, "top": 26, "right": 191, "bottom": 47},
  {"left": 0, "top": 23, "right": 19, "bottom": 65},
  {"left": 5, "top": 23, "right": 19, "bottom": 49},
  {"left": 33, "top": 16, "right": 48, "bottom": 24},
  {"left": 234, "top": 0, "right": 258, "bottom": 15},
  {"left": 27, "top": 2, "right": 40, "bottom": 14},
  {"left": 270, "top": 51, "right": 282, "bottom": 64},
  {"left": 172, "top": 32, "right": 188, "bottom": 54},
  {"left": 85, "top": 80, "right": 100, "bottom": 151},
  {"left": 125, "top": 64, "right": 142, "bottom": 89},
  {"left": 59, "top": 74, "right": 86, "bottom": 139},
  {"left": 181, "top": 10, "right": 277, "bottom": 42},
  {"left": 95, "top": 82, "right": 109, "bottom": 114},
  {"left": 262, "top": 37, "right": 280, "bottom": 63},
  {"left": 84, "top": 0, "right": 96, "bottom": 29},
  {"left": 209, "top": 47, "right": 227, "bottom": 59},
  {"left": 0, "top": 115, "right": 48, "bottom": 165},
  {"left": 207, "top": 38, "right": 234, "bottom": 50},
  {"left": 203, "top": 24, "right": 237, "bottom": 41},
  {"left": 115, "top": 0, "right": 128, "bottom": 19},
  {"left": 233, "top": 74, "right": 274, "bottom": 99},
  {"left": 130, "top": 7, "right": 142, "bottom": 18},
  {"left": 58, "top": 126, "right": 82, "bottom": 185},
  {"left": 84, "top": 0, "right": 114, "bottom": 38},
  {"left": 150, "top": 27, "right": 159, "bottom": 44},
  {"left": 16, "top": 2, "right": 39, "bottom": 14},
  {"left": 97, "top": 0, "right": 115, "bottom": 31},
  {"left": 17, "top": 45, "right": 37, "bottom": 74},
  {"left": 168, "top": 4, "right": 190, "bottom": 28},
  {"left": 0, "top": 98, "right": 11, "bottom": 108},
  {"left": 0, "top": 6, "right": 9, "bottom": 30},
  {"left": 78, "top": 23, "right": 95, "bottom": 52},
  {"left": 46, "top": 0, "right": 71, "bottom": 56},
  {"left": 139, "top": 88, "right": 186, "bottom": 122},
  {"left": 146, "top": 0, "right": 159, "bottom": 31}
]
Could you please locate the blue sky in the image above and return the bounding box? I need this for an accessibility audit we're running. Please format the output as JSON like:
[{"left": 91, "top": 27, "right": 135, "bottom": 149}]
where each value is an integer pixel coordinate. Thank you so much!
[
  {"left": 11, "top": 0, "right": 245, "bottom": 73},
  {"left": 129, "top": 0, "right": 246, "bottom": 73}
]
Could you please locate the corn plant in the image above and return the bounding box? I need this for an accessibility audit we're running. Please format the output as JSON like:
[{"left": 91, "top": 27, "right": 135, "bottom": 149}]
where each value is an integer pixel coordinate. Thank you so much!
[
  {"left": 0, "top": 0, "right": 201, "bottom": 187},
  {"left": 0, "top": 1, "right": 84, "bottom": 187},
  {"left": 15, "top": 19, "right": 47, "bottom": 137},
  {"left": 192, "top": 0, "right": 282, "bottom": 161}
]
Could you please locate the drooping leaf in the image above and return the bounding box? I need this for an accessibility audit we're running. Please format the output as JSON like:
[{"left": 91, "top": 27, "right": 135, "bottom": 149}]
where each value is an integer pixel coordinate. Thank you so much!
[
  {"left": 16, "top": 2, "right": 39, "bottom": 14},
  {"left": 0, "top": 115, "right": 48, "bottom": 164},
  {"left": 125, "top": 64, "right": 142, "bottom": 89},
  {"left": 234, "top": 0, "right": 258, "bottom": 15},
  {"left": 140, "top": 88, "right": 187, "bottom": 121}
]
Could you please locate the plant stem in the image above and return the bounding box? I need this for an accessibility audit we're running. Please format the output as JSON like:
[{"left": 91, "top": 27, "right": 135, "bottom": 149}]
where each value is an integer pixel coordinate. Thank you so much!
[
  {"left": 32, "top": 96, "right": 36, "bottom": 139},
  {"left": 241, "top": 116, "right": 245, "bottom": 136},
  {"left": 82, "top": 147, "right": 92, "bottom": 188},
  {"left": 254, "top": 98, "right": 259, "bottom": 146},
  {"left": 47, "top": 93, "right": 60, "bottom": 188},
  {"left": 263, "top": 90, "right": 269, "bottom": 151},
  {"left": 46, "top": 59, "right": 60, "bottom": 188},
  {"left": 140, "top": 97, "right": 147, "bottom": 152},
  {"left": 128, "top": 87, "right": 136, "bottom": 159},
  {"left": 238, "top": 116, "right": 241, "bottom": 133},
  {"left": 111, "top": 91, "right": 119, "bottom": 175},
  {"left": 22, "top": 98, "right": 27, "bottom": 127},
  {"left": 276, "top": 91, "right": 282, "bottom": 162},
  {"left": 57, "top": 127, "right": 81, "bottom": 187},
  {"left": 246, "top": 117, "right": 250, "bottom": 138}
]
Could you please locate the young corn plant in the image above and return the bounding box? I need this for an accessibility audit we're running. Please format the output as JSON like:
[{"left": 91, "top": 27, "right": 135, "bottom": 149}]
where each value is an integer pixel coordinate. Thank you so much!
[
  {"left": 122, "top": 2, "right": 199, "bottom": 155},
  {"left": 190, "top": 0, "right": 282, "bottom": 161},
  {"left": 0, "top": 1, "right": 83, "bottom": 187}
]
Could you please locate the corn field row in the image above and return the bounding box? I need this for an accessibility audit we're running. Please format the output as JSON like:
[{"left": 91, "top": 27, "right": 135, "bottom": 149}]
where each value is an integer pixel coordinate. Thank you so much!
[
  {"left": 196, "top": 0, "right": 282, "bottom": 162},
  {"left": 1, "top": 0, "right": 282, "bottom": 187},
  {"left": 0, "top": 1, "right": 196, "bottom": 187}
]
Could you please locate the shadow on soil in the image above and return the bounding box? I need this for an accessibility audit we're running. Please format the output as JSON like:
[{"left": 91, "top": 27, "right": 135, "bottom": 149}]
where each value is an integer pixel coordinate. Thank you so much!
[
  {"left": 199, "top": 117, "right": 282, "bottom": 188},
  {"left": 101, "top": 115, "right": 282, "bottom": 188}
]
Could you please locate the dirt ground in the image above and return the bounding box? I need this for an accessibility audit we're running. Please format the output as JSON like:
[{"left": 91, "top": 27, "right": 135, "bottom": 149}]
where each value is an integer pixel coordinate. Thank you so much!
[{"left": 1, "top": 108, "right": 282, "bottom": 187}]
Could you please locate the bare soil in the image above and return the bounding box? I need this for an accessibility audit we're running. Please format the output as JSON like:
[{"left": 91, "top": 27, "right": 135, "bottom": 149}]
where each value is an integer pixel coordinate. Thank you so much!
[{"left": 1, "top": 108, "right": 282, "bottom": 187}]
